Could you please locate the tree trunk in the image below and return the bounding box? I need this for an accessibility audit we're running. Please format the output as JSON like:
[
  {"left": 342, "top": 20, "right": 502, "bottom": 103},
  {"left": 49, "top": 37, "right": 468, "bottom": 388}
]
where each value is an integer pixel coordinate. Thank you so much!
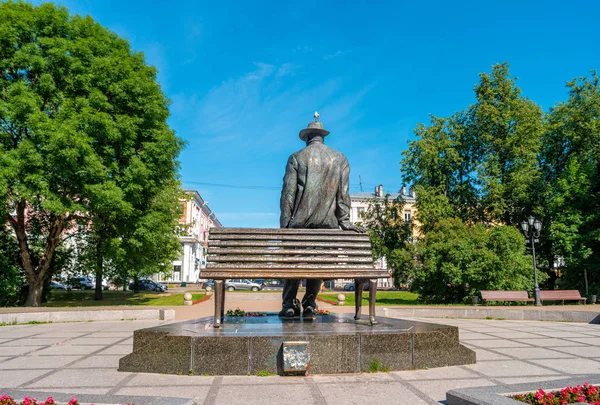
[
  {"left": 24, "top": 280, "right": 43, "bottom": 307},
  {"left": 7, "top": 201, "right": 64, "bottom": 307},
  {"left": 94, "top": 239, "right": 103, "bottom": 301},
  {"left": 133, "top": 275, "right": 140, "bottom": 293}
]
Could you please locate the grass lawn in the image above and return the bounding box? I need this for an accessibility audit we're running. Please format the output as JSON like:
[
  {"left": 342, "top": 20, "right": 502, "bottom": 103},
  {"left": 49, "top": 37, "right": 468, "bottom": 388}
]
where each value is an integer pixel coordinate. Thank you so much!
[
  {"left": 45, "top": 290, "right": 206, "bottom": 307},
  {"left": 319, "top": 291, "right": 421, "bottom": 306}
]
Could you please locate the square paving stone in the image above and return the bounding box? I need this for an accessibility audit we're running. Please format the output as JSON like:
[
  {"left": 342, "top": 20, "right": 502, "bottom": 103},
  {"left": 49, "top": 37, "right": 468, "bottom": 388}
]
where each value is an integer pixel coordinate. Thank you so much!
[
  {"left": 486, "top": 331, "right": 543, "bottom": 339},
  {"left": 493, "top": 347, "right": 576, "bottom": 359},
  {"left": 497, "top": 375, "right": 577, "bottom": 384},
  {"left": 35, "top": 345, "right": 106, "bottom": 356},
  {"left": 471, "top": 349, "right": 511, "bottom": 361},
  {"left": 32, "top": 387, "right": 111, "bottom": 395},
  {"left": 0, "top": 369, "right": 50, "bottom": 387},
  {"left": 563, "top": 337, "right": 600, "bottom": 345},
  {"left": 311, "top": 373, "right": 395, "bottom": 384},
  {"left": 26, "top": 368, "right": 129, "bottom": 389},
  {"left": 318, "top": 381, "right": 432, "bottom": 405},
  {"left": 465, "top": 360, "right": 560, "bottom": 377},
  {"left": 4, "top": 337, "right": 72, "bottom": 346},
  {"left": 550, "top": 346, "right": 600, "bottom": 358},
  {"left": 128, "top": 374, "right": 214, "bottom": 386},
  {"left": 97, "top": 345, "right": 132, "bottom": 355},
  {"left": 0, "top": 346, "right": 45, "bottom": 356},
  {"left": 529, "top": 331, "right": 594, "bottom": 338},
  {"left": 514, "top": 338, "right": 586, "bottom": 347},
  {"left": 0, "top": 355, "right": 82, "bottom": 369},
  {"left": 529, "top": 358, "right": 600, "bottom": 374},
  {"left": 396, "top": 366, "right": 480, "bottom": 381},
  {"left": 410, "top": 378, "right": 496, "bottom": 402},
  {"left": 68, "top": 355, "right": 122, "bottom": 368},
  {"left": 215, "top": 382, "right": 313, "bottom": 405},
  {"left": 466, "top": 339, "right": 532, "bottom": 349},
  {"left": 116, "top": 385, "right": 211, "bottom": 399},
  {"left": 68, "top": 337, "right": 128, "bottom": 345},
  {"left": 222, "top": 375, "right": 305, "bottom": 385},
  {"left": 459, "top": 332, "right": 498, "bottom": 340}
]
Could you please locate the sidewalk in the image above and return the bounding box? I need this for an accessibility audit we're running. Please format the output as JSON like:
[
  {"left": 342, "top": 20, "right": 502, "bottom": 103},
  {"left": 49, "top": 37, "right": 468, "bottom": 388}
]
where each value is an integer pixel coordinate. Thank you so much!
[{"left": 1, "top": 317, "right": 599, "bottom": 404}]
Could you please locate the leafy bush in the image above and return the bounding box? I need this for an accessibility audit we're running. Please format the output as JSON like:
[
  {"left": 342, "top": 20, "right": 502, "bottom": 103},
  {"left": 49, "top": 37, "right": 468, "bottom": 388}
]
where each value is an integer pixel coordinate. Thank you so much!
[{"left": 411, "top": 218, "right": 542, "bottom": 303}]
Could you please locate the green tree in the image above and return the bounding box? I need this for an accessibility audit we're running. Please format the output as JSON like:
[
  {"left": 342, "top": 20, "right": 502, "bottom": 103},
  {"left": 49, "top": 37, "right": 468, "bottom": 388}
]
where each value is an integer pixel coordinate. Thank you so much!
[
  {"left": 0, "top": 1, "right": 183, "bottom": 306},
  {"left": 402, "top": 63, "right": 544, "bottom": 229},
  {"left": 412, "top": 218, "right": 538, "bottom": 303},
  {"left": 542, "top": 72, "right": 600, "bottom": 296},
  {"left": 359, "top": 194, "right": 414, "bottom": 287}
]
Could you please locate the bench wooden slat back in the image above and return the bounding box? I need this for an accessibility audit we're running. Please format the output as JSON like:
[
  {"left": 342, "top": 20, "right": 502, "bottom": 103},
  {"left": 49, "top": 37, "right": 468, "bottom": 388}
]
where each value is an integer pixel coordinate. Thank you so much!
[
  {"left": 205, "top": 227, "right": 387, "bottom": 327},
  {"left": 539, "top": 290, "right": 585, "bottom": 300},
  {"left": 480, "top": 290, "right": 531, "bottom": 301},
  {"left": 203, "top": 227, "right": 389, "bottom": 280}
]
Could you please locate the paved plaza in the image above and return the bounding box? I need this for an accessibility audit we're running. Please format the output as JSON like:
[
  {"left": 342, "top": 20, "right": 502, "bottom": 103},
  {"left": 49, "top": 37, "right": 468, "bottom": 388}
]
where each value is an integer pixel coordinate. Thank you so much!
[{"left": 1, "top": 316, "right": 599, "bottom": 404}]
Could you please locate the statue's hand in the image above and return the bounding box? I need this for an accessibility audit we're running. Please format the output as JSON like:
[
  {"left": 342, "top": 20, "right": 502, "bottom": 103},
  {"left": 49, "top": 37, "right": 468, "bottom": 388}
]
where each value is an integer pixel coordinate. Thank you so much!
[{"left": 340, "top": 222, "right": 367, "bottom": 233}]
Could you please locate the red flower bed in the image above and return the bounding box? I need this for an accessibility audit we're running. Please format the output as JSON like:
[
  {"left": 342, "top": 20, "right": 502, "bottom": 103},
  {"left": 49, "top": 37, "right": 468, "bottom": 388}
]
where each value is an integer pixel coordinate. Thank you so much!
[
  {"left": 192, "top": 294, "right": 211, "bottom": 305},
  {"left": 316, "top": 296, "right": 337, "bottom": 305},
  {"left": 511, "top": 382, "right": 600, "bottom": 404},
  {"left": 0, "top": 395, "right": 135, "bottom": 405}
]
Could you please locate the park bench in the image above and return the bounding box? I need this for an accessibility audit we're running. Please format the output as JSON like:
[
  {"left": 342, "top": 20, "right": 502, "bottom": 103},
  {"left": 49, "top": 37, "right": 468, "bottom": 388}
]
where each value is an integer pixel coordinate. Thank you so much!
[
  {"left": 480, "top": 290, "right": 533, "bottom": 305},
  {"left": 202, "top": 227, "right": 389, "bottom": 327},
  {"left": 540, "top": 290, "right": 587, "bottom": 305}
]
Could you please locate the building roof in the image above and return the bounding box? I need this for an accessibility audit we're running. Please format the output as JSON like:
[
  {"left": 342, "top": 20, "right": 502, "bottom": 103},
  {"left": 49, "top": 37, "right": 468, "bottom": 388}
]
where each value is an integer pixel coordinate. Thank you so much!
[
  {"left": 183, "top": 189, "right": 223, "bottom": 228},
  {"left": 350, "top": 191, "right": 416, "bottom": 202}
]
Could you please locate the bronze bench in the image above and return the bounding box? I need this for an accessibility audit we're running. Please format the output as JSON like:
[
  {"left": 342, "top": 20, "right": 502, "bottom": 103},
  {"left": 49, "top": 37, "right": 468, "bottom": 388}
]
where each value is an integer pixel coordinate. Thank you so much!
[
  {"left": 540, "top": 290, "right": 587, "bottom": 305},
  {"left": 202, "top": 227, "right": 389, "bottom": 327},
  {"left": 480, "top": 290, "right": 533, "bottom": 305}
]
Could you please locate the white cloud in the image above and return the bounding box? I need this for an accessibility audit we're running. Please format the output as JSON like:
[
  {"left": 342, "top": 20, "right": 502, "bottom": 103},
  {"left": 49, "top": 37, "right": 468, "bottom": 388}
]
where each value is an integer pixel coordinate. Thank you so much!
[{"left": 171, "top": 62, "right": 373, "bottom": 153}]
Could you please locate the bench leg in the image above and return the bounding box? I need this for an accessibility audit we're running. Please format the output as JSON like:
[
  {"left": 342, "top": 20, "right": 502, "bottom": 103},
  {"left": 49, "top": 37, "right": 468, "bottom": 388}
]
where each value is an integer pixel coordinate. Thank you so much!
[
  {"left": 354, "top": 279, "right": 363, "bottom": 320},
  {"left": 214, "top": 280, "right": 224, "bottom": 328},
  {"left": 369, "top": 279, "right": 377, "bottom": 325}
]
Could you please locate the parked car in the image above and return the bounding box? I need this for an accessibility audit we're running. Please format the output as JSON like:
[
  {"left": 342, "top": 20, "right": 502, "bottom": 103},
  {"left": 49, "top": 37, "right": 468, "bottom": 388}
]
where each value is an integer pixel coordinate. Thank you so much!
[
  {"left": 50, "top": 281, "right": 66, "bottom": 290},
  {"left": 262, "top": 279, "right": 283, "bottom": 288},
  {"left": 67, "top": 277, "right": 94, "bottom": 290},
  {"left": 128, "top": 279, "right": 167, "bottom": 292},
  {"left": 343, "top": 282, "right": 370, "bottom": 291},
  {"left": 202, "top": 279, "right": 263, "bottom": 291},
  {"left": 227, "top": 279, "right": 263, "bottom": 291}
]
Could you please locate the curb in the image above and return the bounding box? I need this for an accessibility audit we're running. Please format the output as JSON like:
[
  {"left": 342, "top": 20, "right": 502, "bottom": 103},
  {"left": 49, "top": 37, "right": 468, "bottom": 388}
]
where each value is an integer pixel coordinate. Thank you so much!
[
  {"left": 383, "top": 307, "right": 600, "bottom": 323},
  {"left": 0, "top": 308, "right": 176, "bottom": 324}
]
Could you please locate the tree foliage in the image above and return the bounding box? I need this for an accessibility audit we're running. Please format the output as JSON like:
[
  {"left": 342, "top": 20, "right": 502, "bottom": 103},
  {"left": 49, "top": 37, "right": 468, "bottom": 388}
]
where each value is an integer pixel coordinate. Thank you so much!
[
  {"left": 412, "top": 218, "right": 538, "bottom": 303},
  {"left": 401, "top": 63, "right": 600, "bottom": 299},
  {"left": 359, "top": 194, "right": 414, "bottom": 286},
  {"left": 0, "top": 1, "right": 183, "bottom": 306},
  {"left": 402, "top": 63, "right": 544, "bottom": 230},
  {"left": 541, "top": 72, "right": 600, "bottom": 295}
]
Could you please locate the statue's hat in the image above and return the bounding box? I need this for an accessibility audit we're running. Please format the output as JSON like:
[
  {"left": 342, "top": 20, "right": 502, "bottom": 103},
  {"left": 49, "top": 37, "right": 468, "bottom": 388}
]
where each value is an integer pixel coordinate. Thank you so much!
[{"left": 299, "top": 111, "right": 330, "bottom": 141}]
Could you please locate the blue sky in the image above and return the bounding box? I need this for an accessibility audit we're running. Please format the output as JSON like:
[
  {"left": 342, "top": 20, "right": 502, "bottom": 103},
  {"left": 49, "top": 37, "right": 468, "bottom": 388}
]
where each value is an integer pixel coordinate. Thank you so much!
[{"left": 53, "top": 0, "right": 599, "bottom": 227}]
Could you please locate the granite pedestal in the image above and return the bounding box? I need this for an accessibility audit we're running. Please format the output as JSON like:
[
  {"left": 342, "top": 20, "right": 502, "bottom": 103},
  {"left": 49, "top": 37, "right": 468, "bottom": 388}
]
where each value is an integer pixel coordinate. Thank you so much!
[{"left": 119, "top": 313, "right": 475, "bottom": 375}]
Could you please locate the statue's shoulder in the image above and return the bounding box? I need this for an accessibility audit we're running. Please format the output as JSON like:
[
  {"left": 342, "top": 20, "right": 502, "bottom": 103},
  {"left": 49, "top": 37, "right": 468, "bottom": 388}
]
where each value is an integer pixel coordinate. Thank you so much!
[{"left": 323, "top": 144, "right": 348, "bottom": 161}]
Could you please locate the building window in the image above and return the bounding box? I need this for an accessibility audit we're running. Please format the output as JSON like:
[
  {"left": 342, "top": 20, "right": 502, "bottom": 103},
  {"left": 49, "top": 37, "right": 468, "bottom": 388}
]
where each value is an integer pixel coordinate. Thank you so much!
[
  {"left": 404, "top": 211, "right": 411, "bottom": 222},
  {"left": 173, "top": 265, "right": 181, "bottom": 281},
  {"left": 357, "top": 207, "right": 365, "bottom": 219}
]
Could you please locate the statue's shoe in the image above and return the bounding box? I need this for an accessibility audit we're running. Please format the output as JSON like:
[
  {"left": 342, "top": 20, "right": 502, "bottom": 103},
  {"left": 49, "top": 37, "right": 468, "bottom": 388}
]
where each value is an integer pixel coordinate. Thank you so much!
[
  {"left": 302, "top": 306, "right": 316, "bottom": 317},
  {"left": 279, "top": 308, "right": 297, "bottom": 318}
]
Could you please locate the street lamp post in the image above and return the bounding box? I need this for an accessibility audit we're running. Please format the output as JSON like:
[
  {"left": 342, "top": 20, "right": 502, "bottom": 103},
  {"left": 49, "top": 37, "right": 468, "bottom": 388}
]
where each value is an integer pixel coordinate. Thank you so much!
[{"left": 520, "top": 216, "right": 542, "bottom": 306}]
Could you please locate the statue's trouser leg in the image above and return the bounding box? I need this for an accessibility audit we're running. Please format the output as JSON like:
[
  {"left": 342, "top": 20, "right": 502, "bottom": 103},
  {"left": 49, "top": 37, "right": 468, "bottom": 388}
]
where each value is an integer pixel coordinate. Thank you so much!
[
  {"left": 282, "top": 279, "right": 300, "bottom": 309},
  {"left": 302, "top": 279, "right": 322, "bottom": 309}
]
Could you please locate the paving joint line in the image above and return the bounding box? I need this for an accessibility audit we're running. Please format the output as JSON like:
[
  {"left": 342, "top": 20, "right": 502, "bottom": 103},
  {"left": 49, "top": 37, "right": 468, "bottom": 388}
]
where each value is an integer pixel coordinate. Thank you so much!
[
  {"left": 457, "top": 365, "right": 510, "bottom": 387},
  {"left": 0, "top": 328, "right": 111, "bottom": 365},
  {"left": 463, "top": 339, "right": 578, "bottom": 376},
  {"left": 388, "top": 372, "right": 442, "bottom": 404},
  {"left": 16, "top": 334, "right": 133, "bottom": 388},
  {"left": 203, "top": 376, "right": 222, "bottom": 405},
  {"left": 304, "top": 377, "right": 328, "bottom": 405},
  {"left": 106, "top": 373, "right": 138, "bottom": 395},
  {"left": 464, "top": 325, "right": 600, "bottom": 365}
]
